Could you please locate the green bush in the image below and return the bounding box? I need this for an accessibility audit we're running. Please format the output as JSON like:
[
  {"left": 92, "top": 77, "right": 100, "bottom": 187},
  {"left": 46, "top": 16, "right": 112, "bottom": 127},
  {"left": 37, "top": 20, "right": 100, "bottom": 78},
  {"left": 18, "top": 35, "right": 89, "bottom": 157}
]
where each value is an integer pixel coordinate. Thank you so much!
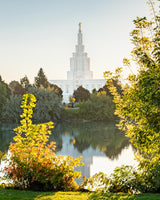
[
  {"left": 61, "top": 107, "right": 79, "bottom": 121},
  {"left": 77, "top": 93, "right": 115, "bottom": 121},
  {"left": 82, "top": 164, "right": 160, "bottom": 193}
]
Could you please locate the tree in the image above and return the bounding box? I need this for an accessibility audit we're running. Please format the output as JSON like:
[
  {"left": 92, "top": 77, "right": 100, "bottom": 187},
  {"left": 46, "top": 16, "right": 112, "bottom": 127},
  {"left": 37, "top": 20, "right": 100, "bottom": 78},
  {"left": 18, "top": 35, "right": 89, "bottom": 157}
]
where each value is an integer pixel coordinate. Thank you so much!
[
  {"left": 0, "top": 75, "right": 11, "bottom": 97},
  {"left": 0, "top": 82, "right": 7, "bottom": 120},
  {"left": 48, "top": 83, "right": 63, "bottom": 99},
  {"left": 73, "top": 86, "right": 90, "bottom": 102},
  {"left": 0, "top": 76, "right": 11, "bottom": 120},
  {"left": 2, "top": 86, "right": 63, "bottom": 123},
  {"left": 92, "top": 88, "right": 97, "bottom": 94},
  {"left": 9, "top": 80, "right": 25, "bottom": 95},
  {"left": 2, "top": 95, "right": 22, "bottom": 123},
  {"left": 20, "top": 75, "right": 30, "bottom": 91},
  {"left": 28, "top": 86, "right": 62, "bottom": 122},
  {"left": 34, "top": 68, "right": 48, "bottom": 88},
  {"left": 104, "top": 0, "right": 160, "bottom": 192},
  {"left": 78, "top": 92, "right": 115, "bottom": 121},
  {"left": 98, "top": 78, "right": 123, "bottom": 97}
]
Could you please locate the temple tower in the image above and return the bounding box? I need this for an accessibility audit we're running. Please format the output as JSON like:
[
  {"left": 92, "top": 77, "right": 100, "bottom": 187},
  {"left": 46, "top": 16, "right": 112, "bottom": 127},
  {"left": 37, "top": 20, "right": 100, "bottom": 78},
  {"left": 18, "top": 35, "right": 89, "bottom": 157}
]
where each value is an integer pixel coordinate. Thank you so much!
[
  {"left": 67, "top": 23, "right": 93, "bottom": 80},
  {"left": 50, "top": 23, "right": 105, "bottom": 103}
]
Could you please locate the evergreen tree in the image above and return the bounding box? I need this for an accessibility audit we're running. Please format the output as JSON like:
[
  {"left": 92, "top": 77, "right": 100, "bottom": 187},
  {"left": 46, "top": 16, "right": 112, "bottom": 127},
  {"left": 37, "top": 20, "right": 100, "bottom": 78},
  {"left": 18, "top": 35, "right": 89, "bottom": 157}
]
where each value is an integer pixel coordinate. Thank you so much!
[{"left": 34, "top": 68, "right": 48, "bottom": 88}]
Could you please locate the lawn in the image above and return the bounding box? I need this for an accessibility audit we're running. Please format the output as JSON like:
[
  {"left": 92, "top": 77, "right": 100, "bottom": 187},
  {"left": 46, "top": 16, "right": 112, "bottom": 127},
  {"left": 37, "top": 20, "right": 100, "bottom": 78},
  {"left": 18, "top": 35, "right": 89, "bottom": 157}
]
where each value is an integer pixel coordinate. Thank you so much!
[{"left": 0, "top": 190, "right": 160, "bottom": 200}]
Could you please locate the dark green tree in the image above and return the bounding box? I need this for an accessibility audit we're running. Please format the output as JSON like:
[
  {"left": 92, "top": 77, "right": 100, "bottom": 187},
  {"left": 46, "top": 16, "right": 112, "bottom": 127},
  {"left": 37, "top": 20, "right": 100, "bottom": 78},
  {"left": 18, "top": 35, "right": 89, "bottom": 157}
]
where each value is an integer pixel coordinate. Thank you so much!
[
  {"left": 92, "top": 88, "right": 97, "bottom": 94},
  {"left": 2, "top": 86, "right": 62, "bottom": 123},
  {"left": 78, "top": 92, "right": 115, "bottom": 121},
  {"left": 34, "top": 68, "right": 48, "bottom": 88},
  {"left": 20, "top": 75, "right": 30, "bottom": 91},
  {"left": 0, "top": 82, "right": 7, "bottom": 117},
  {"left": 2, "top": 94, "right": 22, "bottom": 123},
  {"left": 0, "top": 76, "right": 11, "bottom": 120},
  {"left": 0, "top": 75, "right": 11, "bottom": 97},
  {"left": 73, "top": 86, "right": 90, "bottom": 102},
  {"left": 28, "top": 87, "right": 62, "bottom": 122},
  {"left": 0, "top": 83, "right": 7, "bottom": 120}
]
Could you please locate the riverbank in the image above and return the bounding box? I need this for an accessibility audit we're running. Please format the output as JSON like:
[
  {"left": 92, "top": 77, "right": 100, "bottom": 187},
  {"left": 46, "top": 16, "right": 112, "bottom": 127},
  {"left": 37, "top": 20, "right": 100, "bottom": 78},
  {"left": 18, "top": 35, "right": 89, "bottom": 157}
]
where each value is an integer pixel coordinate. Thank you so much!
[
  {"left": 0, "top": 189, "right": 160, "bottom": 200},
  {"left": 61, "top": 106, "right": 117, "bottom": 122}
]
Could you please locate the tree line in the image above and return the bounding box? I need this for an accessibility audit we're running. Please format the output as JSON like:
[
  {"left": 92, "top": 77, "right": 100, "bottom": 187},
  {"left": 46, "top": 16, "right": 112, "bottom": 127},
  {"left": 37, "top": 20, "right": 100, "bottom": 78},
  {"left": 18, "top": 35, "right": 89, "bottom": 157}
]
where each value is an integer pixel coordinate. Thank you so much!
[
  {"left": 0, "top": 68, "right": 63, "bottom": 123},
  {"left": 0, "top": 67, "right": 120, "bottom": 123}
]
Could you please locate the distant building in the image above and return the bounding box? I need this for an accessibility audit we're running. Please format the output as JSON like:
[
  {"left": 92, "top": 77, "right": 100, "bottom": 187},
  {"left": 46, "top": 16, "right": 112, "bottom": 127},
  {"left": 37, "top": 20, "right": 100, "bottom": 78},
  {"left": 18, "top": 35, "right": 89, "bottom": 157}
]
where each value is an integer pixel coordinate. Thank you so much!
[{"left": 50, "top": 23, "right": 105, "bottom": 103}]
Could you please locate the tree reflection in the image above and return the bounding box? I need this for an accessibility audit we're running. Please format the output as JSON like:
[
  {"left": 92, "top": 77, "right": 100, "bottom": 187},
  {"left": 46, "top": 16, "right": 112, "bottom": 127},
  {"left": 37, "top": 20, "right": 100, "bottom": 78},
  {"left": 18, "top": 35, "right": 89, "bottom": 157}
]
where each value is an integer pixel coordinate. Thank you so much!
[
  {"left": 0, "top": 123, "right": 15, "bottom": 152},
  {"left": 0, "top": 121, "right": 130, "bottom": 160},
  {"left": 59, "top": 122, "right": 130, "bottom": 159},
  {"left": 48, "top": 123, "right": 63, "bottom": 152}
]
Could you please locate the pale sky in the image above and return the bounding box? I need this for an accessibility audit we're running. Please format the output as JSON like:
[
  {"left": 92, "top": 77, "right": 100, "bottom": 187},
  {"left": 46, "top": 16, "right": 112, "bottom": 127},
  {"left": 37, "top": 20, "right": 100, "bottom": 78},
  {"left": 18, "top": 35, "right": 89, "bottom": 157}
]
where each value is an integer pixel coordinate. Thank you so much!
[{"left": 0, "top": 0, "right": 154, "bottom": 84}]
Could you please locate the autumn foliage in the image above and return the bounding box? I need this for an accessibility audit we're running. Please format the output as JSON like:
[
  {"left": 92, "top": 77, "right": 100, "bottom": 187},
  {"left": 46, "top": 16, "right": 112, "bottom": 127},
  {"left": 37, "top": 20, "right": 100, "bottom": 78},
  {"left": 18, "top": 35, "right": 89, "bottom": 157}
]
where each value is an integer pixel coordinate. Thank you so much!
[{"left": 4, "top": 94, "right": 83, "bottom": 191}]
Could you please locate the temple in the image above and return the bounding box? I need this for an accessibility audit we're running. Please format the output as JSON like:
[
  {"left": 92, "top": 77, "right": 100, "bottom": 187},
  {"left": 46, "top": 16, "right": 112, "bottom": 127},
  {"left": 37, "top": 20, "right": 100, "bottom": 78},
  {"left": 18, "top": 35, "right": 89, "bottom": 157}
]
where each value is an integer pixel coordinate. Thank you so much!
[
  {"left": 50, "top": 24, "right": 105, "bottom": 103},
  {"left": 67, "top": 23, "right": 93, "bottom": 80}
]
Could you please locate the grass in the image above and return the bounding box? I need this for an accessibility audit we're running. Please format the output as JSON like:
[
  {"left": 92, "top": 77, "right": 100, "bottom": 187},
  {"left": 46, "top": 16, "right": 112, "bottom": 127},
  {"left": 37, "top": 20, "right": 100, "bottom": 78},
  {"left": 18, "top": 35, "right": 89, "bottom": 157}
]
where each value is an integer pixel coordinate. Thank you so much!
[{"left": 0, "top": 190, "right": 160, "bottom": 200}]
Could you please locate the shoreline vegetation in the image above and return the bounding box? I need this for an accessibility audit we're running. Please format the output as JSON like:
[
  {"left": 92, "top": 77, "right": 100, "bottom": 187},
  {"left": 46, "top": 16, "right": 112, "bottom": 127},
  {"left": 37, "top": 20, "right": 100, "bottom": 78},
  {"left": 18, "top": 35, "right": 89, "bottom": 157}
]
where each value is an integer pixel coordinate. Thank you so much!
[
  {"left": 60, "top": 106, "right": 117, "bottom": 123},
  {"left": 0, "top": 91, "right": 117, "bottom": 123}
]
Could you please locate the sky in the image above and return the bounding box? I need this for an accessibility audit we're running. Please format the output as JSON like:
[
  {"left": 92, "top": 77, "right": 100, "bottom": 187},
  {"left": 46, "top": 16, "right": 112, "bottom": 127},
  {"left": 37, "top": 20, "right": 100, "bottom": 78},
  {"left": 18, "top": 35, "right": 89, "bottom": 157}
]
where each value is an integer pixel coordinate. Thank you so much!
[{"left": 0, "top": 0, "right": 155, "bottom": 84}]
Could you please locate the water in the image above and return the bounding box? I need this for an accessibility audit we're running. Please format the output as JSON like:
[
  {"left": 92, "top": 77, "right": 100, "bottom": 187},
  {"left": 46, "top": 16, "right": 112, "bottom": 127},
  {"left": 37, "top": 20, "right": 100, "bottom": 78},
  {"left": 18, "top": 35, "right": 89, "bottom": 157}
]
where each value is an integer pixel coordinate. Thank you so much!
[{"left": 0, "top": 121, "right": 137, "bottom": 184}]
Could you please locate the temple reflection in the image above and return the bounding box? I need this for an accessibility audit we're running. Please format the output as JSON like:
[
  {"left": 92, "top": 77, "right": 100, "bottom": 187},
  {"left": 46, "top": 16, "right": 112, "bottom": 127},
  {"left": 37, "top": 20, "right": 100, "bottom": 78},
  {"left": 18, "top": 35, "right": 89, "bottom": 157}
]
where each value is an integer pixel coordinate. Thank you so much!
[{"left": 0, "top": 122, "right": 137, "bottom": 185}]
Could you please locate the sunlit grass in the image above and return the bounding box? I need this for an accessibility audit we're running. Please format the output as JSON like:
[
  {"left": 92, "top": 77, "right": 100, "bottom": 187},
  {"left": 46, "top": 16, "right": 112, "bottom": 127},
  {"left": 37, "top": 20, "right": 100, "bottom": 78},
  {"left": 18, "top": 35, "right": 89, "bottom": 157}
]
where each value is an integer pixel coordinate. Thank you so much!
[{"left": 0, "top": 190, "right": 160, "bottom": 200}]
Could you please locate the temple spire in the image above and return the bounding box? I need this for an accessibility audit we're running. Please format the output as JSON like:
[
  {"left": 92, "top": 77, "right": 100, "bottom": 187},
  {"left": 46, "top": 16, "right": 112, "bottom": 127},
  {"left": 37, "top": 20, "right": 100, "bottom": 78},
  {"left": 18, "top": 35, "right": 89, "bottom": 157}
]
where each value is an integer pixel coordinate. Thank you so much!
[
  {"left": 78, "top": 22, "right": 82, "bottom": 45},
  {"left": 79, "top": 22, "right": 82, "bottom": 31}
]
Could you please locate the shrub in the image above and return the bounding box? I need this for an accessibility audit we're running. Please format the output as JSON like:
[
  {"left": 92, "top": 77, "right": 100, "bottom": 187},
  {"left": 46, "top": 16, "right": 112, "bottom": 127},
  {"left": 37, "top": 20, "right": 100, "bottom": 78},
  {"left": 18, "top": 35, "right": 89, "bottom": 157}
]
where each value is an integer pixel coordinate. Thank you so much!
[
  {"left": 4, "top": 94, "right": 83, "bottom": 191},
  {"left": 82, "top": 164, "right": 160, "bottom": 193},
  {"left": 77, "top": 93, "right": 115, "bottom": 121}
]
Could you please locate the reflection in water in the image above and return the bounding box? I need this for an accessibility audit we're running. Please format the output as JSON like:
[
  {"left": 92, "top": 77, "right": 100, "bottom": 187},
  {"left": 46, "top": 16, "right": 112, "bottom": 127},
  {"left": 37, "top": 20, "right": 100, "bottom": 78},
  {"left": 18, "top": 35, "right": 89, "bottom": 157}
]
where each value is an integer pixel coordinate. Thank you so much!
[
  {"left": 51, "top": 121, "right": 137, "bottom": 184},
  {"left": 90, "top": 145, "right": 136, "bottom": 177},
  {"left": 0, "top": 121, "right": 137, "bottom": 185},
  {"left": 0, "top": 123, "right": 16, "bottom": 153},
  {"left": 52, "top": 121, "right": 130, "bottom": 159}
]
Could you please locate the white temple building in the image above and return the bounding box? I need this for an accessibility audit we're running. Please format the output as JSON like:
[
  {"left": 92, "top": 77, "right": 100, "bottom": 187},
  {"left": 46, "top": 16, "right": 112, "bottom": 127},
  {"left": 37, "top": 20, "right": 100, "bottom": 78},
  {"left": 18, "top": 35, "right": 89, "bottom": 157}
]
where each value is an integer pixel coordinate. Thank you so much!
[{"left": 50, "top": 23, "right": 105, "bottom": 103}]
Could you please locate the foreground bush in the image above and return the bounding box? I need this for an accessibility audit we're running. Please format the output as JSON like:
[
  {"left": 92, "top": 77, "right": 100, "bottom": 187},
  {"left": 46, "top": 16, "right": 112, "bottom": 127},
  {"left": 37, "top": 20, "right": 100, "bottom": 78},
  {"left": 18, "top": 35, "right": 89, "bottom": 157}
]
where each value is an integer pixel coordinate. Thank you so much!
[
  {"left": 4, "top": 94, "right": 83, "bottom": 191},
  {"left": 101, "top": 0, "right": 160, "bottom": 194},
  {"left": 82, "top": 164, "right": 160, "bottom": 193}
]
